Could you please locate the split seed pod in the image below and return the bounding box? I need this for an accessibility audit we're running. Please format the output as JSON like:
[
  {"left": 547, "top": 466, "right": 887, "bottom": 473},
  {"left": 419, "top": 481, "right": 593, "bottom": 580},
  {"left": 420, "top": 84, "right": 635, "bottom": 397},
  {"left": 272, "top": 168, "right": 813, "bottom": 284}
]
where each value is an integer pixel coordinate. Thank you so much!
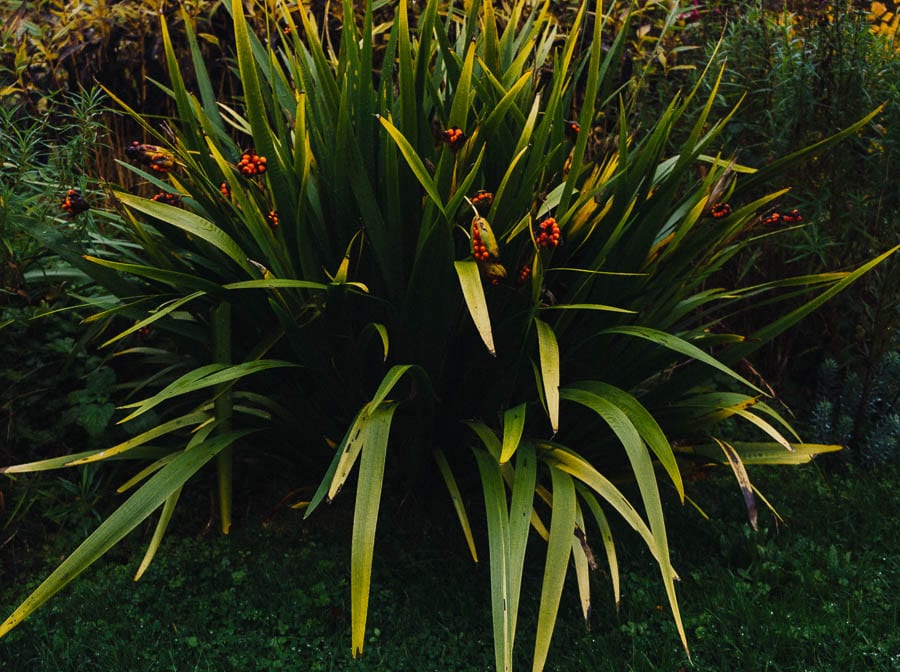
[{"left": 471, "top": 216, "right": 500, "bottom": 259}]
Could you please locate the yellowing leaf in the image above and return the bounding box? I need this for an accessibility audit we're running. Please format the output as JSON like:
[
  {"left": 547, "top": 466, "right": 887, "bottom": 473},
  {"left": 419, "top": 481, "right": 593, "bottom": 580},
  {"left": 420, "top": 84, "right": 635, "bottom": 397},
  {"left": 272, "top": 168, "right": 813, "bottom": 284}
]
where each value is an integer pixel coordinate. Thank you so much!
[
  {"left": 499, "top": 404, "right": 527, "bottom": 464},
  {"left": 534, "top": 318, "right": 560, "bottom": 433},
  {"left": 455, "top": 260, "right": 496, "bottom": 355}
]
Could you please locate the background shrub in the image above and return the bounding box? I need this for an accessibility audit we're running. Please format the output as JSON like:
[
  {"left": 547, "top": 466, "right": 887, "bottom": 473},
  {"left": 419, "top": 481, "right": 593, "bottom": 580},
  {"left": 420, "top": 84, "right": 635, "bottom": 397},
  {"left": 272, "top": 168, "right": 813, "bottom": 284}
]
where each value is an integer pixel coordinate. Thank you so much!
[
  {"left": 0, "top": 86, "right": 128, "bottom": 579},
  {"left": 694, "top": 0, "right": 899, "bottom": 395}
]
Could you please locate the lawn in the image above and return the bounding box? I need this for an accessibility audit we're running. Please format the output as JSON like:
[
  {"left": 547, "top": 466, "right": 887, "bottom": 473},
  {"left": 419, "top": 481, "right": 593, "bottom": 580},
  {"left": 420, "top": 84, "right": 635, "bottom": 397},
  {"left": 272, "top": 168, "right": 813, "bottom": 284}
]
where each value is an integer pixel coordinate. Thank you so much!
[{"left": 2, "top": 464, "right": 897, "bottom": 671}]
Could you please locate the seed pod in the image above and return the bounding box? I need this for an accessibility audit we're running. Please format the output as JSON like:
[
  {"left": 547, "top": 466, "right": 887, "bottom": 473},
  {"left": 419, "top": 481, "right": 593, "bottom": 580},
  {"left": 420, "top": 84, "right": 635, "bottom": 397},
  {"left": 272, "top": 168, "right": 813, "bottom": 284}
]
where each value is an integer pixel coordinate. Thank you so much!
[
  {"left": 472, "top": 216, "right": 499, "bottom": 259},
  {"left": 517, "top": 264, "right": 532, "bottom": 284},
  {"left": 710, "top": 202, "right": 732, "bottom": 219},
  {"left": 536, "top": 217, "right": 561, "bottom": 249},
  {"left": 151, "top": 192, "right": 181, "bottom": 206},
  {"left": 149, "top": 152, "right": 175, "bottom": 173},
  {"left": 237, "top": 149, "right": 267, "bottom": 177},
  {"left": 782, "top": 209, "right": 803, "bottom": 223},
  {"left": 471, "top": 190, "right": 493, "bottom": 214},
  {"left": 126, "top": 142, "right": 175, "bottom": 173},
  {"left": 481, "top": 261, "right": 507, "bottom": 284},
  {"left": 441, "top": 127, "right": 466, "bottom": 151},
  {"left": 61, "top": 188, "right": 89, "bottom": 216}
]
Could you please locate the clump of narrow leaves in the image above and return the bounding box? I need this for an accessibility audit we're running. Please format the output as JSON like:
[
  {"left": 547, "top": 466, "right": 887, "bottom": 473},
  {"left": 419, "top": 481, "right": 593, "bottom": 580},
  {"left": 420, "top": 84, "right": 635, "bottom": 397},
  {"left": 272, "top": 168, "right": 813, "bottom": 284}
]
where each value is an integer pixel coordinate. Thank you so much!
[{"left": 2, "top": 2, "right": 897, "bottom": 671}]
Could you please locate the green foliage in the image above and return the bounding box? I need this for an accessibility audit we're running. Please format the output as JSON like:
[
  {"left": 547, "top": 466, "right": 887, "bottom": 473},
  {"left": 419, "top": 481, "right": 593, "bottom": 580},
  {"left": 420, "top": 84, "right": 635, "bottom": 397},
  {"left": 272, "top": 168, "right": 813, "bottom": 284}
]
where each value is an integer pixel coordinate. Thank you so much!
[
  {"left": 0, "top": 308, "right": 117, "bottom": 454},
  {"left": 0, "top": 85, "right": 125, "bottom": 554},
  {"left": 2, "top": 465, "right": 108, "bottom": 544},
  {"left": 810, "top": 352, "right": 900, "bottom": 466},
  {"left": 1, "top": 86, "right": 118, "bottom": 459},
  {"left": 1, "top": 1, "right": 896, "bottom": 670},
  {"left": 0, "top": 0, "right": 225, "bottom": 110},
  {"left": 697, "top": 0, "right": 900, "bottom": 383},
  {"left": 1, "top": 86, "right": 107, "bottom": 274}
]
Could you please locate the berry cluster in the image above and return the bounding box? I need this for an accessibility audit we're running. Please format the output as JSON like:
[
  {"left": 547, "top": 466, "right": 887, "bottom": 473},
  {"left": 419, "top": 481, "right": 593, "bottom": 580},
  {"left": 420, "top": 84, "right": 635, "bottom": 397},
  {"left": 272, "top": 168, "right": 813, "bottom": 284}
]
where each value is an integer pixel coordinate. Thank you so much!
[
  {"left": 151, "top": 192, "right": 181, "bottom": 206},
  {"left": 471, "top": 190, "right": 493, "bottom": 213},
  {"left": 125, "top": 141, "right": 175, "bottom": 173},
  {"left": 564, "top": 120, "right": 580, "bottom": 141},
  {"left": 710, "top": 202, "right": 732, "bottom": 219},
  {"left": 61, "top": 188, "right": 88, "bottom": 216},
  {"left": 237, "top": 150, "right": 267, "bottom": 177},
  {"left": 441, "top": 127, "right": 466, "bottom": 150},
  {"left": 536, "top": 217, "right": 561, "bottom": 248},
  {"left": 761, "top": 209, "right": 803, "bottom": 226},
  {"left": 783, "top": 209, "right": 803, "bottom": 223},
  {"left": 517, "top": 264, "right": 532, "bottom": 284},
  {"left": 472, "top": 222, "right": 491, "bottom": 262},
  {"left": 219, "top": 182, "right": 231, "bottom": 199},
  {"left": 266, "top": 210, "right": 279, "bottom": 229}
]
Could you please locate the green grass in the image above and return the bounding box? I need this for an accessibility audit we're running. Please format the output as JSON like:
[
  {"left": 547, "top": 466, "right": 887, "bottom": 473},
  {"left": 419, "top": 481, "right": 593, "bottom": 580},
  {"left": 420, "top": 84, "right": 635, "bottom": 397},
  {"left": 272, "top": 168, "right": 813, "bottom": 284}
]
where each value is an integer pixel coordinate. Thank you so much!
[{"left": 2, "top": 464, "right": 898, "bottom": 671}]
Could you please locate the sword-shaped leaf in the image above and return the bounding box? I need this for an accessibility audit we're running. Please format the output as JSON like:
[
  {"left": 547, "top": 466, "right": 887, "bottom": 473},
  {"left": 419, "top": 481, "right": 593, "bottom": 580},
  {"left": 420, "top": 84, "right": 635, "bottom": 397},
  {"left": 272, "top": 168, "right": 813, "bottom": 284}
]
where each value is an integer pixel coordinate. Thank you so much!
[
  {"left": 576, "top": 484, "right": 621, "bottom": 611},
  {"left": 223, "top": 279, "right": 329, "bottom": 291},
  {"left": 714, "top": 438, "right": 758, "bottom": 530},
  {"left": 507, "top": 441, "right": 536, "bottom": 650},
  {"left": 499, "top": 403, "right": 527, "bottom": 464},
  {"left": 67, "top": 410, "right": 211, "bottom": 465},
  {"left": 466, "top": 420, "right": 502, "bottom": 462},
  {"left": 730, "top": 244, "right": 899, "bottom": 361},
  {"left": 541, "top": 442, "right": 657, "bottom": 562},
  {"left": 1, "top": 447, "right": 169, "bottom": 474},
  {"left": 473, "top": 447, "right": 513, "bottom": 672},
  {"left": 571, "top": 503, "right": 592, "bottom": 626},
  {"left": 603, "top": 325, "right": 764, "bottom": 395},
  {"left": 433, "top": 448, "right": 479, "bottom": 563},
  {"left": 732, "top": 408, "right": 793, "bottom": 451},
  {"left": 134, "top": 486, "right": 182, "bottom": 581},
  {"left": 559, "top": 387, "right": 687, "bottom": 653},
  {"left": 567, "top": 381, "right": 684, "bottom": 502},
  {"left": 350, "top": 403, "right": 397, "bottom": 657},
  {"left": 532, "top": 463, "right": 576, "bottom": 672},
  {"left": 455, "top": 260, "right": 496, "bottom": 355},
  {"left": 540, "top": 303, "right": 637, "bottom": 314},
  {"left": 676, "top": 441, "right": 841, "bottom": 465},
  {"left": 100, "top": 291, "right": 207, "bottom": 349},
  {"left": 304, "top": 410, "right": 366, "bottom": 516},
  {"left": 326, "top": 410, "right": 369, "bottom": 503},
  {"left": 377, "top": 114, "right": 446, "bottom": 217},
  {"left": 366, "top": 364, "right": 416, "bottom": 415},
  {"left": 114, "top": 192, "right": 253, "bottom": 274},
  {"left": 84, "top": 256, "right": 224, "bottom": 295},
  {"left": 117, "top": 361, "right": 298, "bottom": 424},
  {"left": 535, "top": 318, "right": 560, "bottom": 433}
]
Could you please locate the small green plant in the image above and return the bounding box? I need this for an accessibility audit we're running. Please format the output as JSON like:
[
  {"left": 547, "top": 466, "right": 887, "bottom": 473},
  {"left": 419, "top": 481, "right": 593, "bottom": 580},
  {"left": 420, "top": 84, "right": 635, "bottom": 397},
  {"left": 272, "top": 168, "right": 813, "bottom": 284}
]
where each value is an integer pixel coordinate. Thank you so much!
[
  {"left": 0, "top": 308, "right": 117, "bottom": 454},
  {"left": 1, "top": 2, "right": 896, "bottom": 671},
  {"left": 810, "top": 352, "right": 900, "bottom": 466},
  {"left": 1, "top": 86, "right": 116, "bottom": 459},
  {"left": 0, "top": 85, "right": 126, "bottom": 562}
]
